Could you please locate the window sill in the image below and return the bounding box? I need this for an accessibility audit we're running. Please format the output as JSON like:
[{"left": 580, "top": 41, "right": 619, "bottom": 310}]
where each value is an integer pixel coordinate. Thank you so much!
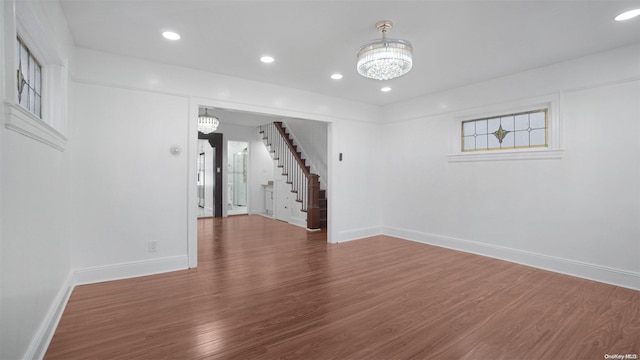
[
  {"left": 446, "top": 149, "right": 564, "bottom": 162},
  {"left": 4, "top": 102, "right": 67, "bottom": 151}
]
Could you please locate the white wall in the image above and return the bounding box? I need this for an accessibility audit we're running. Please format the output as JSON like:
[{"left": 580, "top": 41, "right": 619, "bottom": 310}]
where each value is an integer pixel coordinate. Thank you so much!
[
  {"left": 72, "top": 48, "right": 382, "bottom": 267},
  {"left": 251, "top": 130, "right": 276, "bottom": 214},
  {"left": 0, "top": 1, "right": 4, "bottom": 355},
  {"left": 71, "top": 82, "right": 189, "bottom": 279},
  {"left": 0, "top": 1, "right": 74, "bottom": 359},
  {"left": 1, "top": 130, "right": 73, "bottom": 360},
  {"left": 73, "top": 49, "right": 381, "bottom": 125},
  {"left": 381, "top": 44, "right": 640, "bottom": 289},
  {"left": 329, "top": 120, "right": 383, "bottom": 242}
]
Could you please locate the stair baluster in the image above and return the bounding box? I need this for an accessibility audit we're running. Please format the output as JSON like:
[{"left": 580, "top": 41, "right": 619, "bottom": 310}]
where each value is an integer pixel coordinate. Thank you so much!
[{"left": 259, "top": 121, "right": 323, "bottom": 230}]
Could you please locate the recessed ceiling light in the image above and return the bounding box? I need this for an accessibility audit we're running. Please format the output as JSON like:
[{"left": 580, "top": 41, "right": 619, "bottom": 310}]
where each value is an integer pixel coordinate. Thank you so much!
[
  {"left": 260, "top": 56, "right": 275, "bottom": 63},
  {"left": 330, "top": 73, "right": 343, "bottom": 80},
  {"left": 162, "top": 31, "right": 181, "bottom": 40},
  {"left": 615, "top": 9, "right": 640, "bottom": 21},
  {"left": 381, "top": 86, "right": 392, "bottom": 92}
]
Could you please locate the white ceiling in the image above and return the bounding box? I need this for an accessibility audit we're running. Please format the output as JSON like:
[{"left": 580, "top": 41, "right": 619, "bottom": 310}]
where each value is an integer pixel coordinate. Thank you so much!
[{"left": 60, "top": 0, "right": 640, "bottom": 107}]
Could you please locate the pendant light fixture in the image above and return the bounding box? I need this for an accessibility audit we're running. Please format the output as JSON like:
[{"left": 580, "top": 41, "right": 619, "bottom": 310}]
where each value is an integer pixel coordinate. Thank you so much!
[
  {"left": 357, "top": 20, "right": 413, "bottom": 81},
  {"left": 198, "top": 108, "right": 219, "bottom": 134}
]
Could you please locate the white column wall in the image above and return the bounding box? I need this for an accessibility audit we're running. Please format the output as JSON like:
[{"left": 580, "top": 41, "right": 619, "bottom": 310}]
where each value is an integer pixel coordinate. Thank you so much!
[
  {"left": 0, "top": 1, "right": 74, "bottom": 359},
  {"left": 1, "top": 130, "right": 73, "bottom": 360},
  {"left": 329, "top": 120, "right": 383, "bottom": 242},
  {"left": 381, "top": 44, "right": 640, "bottom": 289}
]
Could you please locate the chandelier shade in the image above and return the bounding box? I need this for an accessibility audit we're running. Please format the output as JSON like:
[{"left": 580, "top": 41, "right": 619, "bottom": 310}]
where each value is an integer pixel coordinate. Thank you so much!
[
  {"left": 198, "top": 109, "right": 219, "bottom": 134},
  {"left": 357, "top": 20, "right": 413, "bottom": 81}
]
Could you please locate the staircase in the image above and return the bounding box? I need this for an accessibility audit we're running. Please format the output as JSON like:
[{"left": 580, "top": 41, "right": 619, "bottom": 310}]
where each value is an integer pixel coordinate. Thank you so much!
[{"left": 259, "top": 121, "right": 327, "bottom": 230}]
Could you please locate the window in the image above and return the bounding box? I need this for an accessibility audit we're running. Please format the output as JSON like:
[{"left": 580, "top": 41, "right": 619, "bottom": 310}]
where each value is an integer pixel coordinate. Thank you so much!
[
  {"left": 16, "top": 36, "right": 42, "bottom": 118},
  {"left": 4, "top": 0, "right": 69, "bottom": 151},
  {"left": 462, "top": 109, "right": 548, "bottom": 152},
  {"left": 446, "top": 95, "right": 562, "bottom": 162}
]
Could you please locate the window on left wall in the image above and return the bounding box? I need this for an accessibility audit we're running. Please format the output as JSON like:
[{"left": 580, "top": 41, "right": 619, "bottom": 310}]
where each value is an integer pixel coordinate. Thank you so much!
[
  {"left": 16, "top": 36, "right": 42, "bottom": 119},
  {"left": 4, "top": 1, "right": 69, "bottom": 151}
]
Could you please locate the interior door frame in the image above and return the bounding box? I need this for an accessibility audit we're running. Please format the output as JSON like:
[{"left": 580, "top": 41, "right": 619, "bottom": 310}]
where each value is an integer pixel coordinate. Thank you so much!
[
  {"left": 187, "top": 99, "right": 334, "bottom": 269},
  {"left": 198, "top": 131, "right": 223, "bottom": 217}
]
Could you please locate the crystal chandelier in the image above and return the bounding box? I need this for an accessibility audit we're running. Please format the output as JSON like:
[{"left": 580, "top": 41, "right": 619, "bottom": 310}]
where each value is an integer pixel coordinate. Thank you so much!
[
  {"left": 198, "top": 109, "right": 219, "bottom": 134},
  {"left": 357, "top": 20, "right": 413, "bottom": 81}
]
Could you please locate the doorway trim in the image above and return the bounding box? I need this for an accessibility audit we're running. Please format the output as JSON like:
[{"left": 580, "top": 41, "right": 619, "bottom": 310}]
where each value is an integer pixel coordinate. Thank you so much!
[
  {"left": 187, "top": 98, "right": 333, "bottom": 268},
  {"left": 198, "top": 131, "right": 223, "bottom": 217}
]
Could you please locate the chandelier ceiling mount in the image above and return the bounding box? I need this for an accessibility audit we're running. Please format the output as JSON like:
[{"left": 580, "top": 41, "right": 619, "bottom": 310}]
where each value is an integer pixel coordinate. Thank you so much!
[{"left": 357, "top": 20, "right": 413, "bottom": 81}]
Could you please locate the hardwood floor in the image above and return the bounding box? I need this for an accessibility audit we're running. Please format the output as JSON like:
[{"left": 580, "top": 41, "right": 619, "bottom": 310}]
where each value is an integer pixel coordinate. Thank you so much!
[{"left": 46, "top": 216, "right": 639, "bottom": 359}]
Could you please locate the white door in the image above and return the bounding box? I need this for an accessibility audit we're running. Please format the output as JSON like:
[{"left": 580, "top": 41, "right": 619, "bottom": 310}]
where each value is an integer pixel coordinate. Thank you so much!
[{"left": 274, "top": 178, "right": 291, "bottom": 223}]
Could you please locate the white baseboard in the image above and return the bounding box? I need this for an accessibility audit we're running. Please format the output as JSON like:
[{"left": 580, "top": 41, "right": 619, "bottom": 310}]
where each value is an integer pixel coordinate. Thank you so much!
[
  {"left": 74, "top": 255, "right": 189, "bottom": 285},
  {"left": 25, "top": 256, "right": 188, "bottom": 359},
  {"left": 383, "top": 226, "right": 640, "bottom": 291},
  {"left": 256, "top": 212, "right": 274, "bottom": 219},
  {"left": 332, "top": 226, "right": 382, "bottom": 244},
  {"left": 288, "top": 216, "right": 307, "bottom": 229},
  {"left": 24, "top": 272, "right": 75, "bottom": 360}
]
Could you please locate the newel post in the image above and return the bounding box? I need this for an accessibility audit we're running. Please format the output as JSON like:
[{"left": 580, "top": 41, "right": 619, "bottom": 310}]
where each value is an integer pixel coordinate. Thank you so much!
[{"left": 307, "top": 174, "right": 320, "bottom": 230}]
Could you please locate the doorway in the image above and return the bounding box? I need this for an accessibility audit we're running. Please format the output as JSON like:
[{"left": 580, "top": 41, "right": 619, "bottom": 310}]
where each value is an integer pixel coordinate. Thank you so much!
[
  {"left": 198, "top": 132, "right": 223, "bottom": 218},
  {"left": 187, "top": 107, "right": 331, "bottom": 268},
  {"left": 197, "top": 152, "right": 206, "bottom": 209},
  {"left": 227, "top": 141, "right": 249, "bottom": 215}
]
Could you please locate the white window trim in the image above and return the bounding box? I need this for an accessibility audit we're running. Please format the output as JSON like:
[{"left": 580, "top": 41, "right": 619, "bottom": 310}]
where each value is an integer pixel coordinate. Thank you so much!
[
  {"left": 4, "top": 0, "right": 68, "bottom": 151},
  {"left": 4, "top": 101, "right": 67, "bottom": 151},
  {"left": 446, "top": 94, "right": 563, "bottom": 162}
]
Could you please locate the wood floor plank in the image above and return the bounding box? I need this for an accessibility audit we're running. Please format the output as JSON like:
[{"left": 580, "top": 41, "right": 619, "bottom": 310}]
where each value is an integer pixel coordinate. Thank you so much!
[{"left": 46, "top": 216, "right": 640, "bottom": 359}]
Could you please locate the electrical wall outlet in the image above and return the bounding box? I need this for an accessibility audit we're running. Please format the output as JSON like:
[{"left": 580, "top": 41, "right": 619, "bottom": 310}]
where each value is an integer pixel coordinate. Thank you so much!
[{"left": 148, "top": 240, "right": 157, "bottom": 253}]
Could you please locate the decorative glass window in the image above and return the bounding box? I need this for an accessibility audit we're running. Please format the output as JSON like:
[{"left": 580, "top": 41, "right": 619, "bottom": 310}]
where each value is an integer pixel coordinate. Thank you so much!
[
  {"left": 16, "top": 36, "right": 42, "bottom": 118},
  {"left": 462, "top": 109, "right": 548, "bottom": 152}
]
